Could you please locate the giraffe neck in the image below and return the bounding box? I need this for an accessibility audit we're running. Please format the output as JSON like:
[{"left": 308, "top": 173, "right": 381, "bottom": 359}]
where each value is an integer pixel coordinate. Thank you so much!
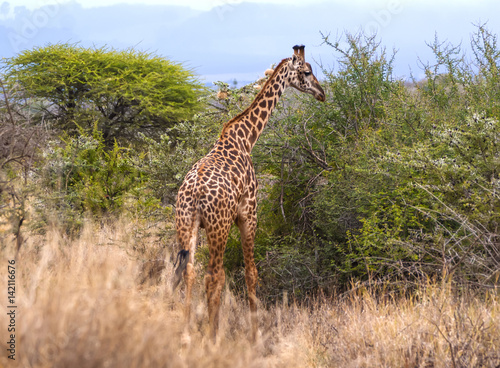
[{"left": 220, "top": 58, "right": 291, "bottom": 153}]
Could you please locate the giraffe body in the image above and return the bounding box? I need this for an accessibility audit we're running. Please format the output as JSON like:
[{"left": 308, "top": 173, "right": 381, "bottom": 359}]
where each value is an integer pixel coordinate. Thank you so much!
[{"left": 174, "top": 45, "right": 325, "bottom": 341}]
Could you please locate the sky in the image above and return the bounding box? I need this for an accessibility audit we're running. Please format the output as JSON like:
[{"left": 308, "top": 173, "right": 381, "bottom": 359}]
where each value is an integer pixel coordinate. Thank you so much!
[
  {"left": 6, "top": 0, "right": 340, "bottom": 11},
  {"left": 1, "top": 0, "right": 499, "bottom": 84}
]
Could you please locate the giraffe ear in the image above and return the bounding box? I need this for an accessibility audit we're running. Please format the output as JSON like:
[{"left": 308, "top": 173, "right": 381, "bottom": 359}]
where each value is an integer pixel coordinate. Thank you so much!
[{"left": 289, "top": 54, "right": 299, "bottom": 70}]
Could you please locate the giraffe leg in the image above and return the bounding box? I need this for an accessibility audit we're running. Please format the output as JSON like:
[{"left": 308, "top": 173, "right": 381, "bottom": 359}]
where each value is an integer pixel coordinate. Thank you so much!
[
  {"left": 204, "top": 222, "right": 230, "bottom": 342},
  {"left": 237, "top": 211, "right": 258, "bottom": 342},
  {"left": 175, "top": 213, "right": 199, "bottom": 335},
  {"left": 205, "top": 265, "right": 225, "bottom": 341},
  {"left": 183, "top": 262, "right": 195, "bottom": 323}
]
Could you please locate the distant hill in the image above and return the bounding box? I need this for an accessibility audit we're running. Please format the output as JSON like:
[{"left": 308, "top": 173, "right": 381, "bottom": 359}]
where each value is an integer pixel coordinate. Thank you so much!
[{"left": 1, "top": 1, "right": 499, "bottom": 83}]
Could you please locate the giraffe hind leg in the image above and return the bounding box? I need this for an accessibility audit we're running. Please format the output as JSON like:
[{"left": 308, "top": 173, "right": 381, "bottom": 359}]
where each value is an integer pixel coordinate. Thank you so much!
[{"left": 174, "top": 215, "right": 199, "bottom": 326}]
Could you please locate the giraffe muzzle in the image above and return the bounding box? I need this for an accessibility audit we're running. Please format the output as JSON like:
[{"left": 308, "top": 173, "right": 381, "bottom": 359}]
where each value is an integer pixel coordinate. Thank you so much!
[{"left": 315, "top": 87, "right": 326, "bottom": 102}]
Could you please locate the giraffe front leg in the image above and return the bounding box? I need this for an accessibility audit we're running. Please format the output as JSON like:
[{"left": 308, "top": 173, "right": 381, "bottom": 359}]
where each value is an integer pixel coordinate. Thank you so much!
[
  {"left": 237, "top": 211, "right": 259, "bottom": 342},
  {"left": 204, "top": 222, "right": 230, "bottom": 342},
  {"left": 245, "top": 256, "right": 258, "bottom": 342},
  {"left": 205, "top": 266, "right": 225, "bottom": 342}
]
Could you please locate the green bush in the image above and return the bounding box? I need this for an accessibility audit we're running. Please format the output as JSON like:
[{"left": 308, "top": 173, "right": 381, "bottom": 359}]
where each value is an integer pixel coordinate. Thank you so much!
[
  {"left": 362, "top": 112, "right": 500, "bottom": 285},
  {"left": 32, "top": 128, "right": 153, "bottom": 234},
  {"left": 250, "top": 25, "right": 500, "bottom": 295}
]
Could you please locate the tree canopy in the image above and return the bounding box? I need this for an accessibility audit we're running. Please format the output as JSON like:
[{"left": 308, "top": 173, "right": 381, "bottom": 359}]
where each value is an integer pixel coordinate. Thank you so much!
[{"left": 2, "top": 43, "right": 205, "bottom": 145}]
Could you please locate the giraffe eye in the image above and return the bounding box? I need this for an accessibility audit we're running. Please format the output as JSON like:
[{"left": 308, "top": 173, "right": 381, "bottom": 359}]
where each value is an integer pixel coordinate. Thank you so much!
[{"left": 304, "top": 71, "right": 312, "bottom": 76}]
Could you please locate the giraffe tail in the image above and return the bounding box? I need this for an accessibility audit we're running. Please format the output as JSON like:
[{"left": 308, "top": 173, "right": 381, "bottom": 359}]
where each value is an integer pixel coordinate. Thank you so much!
[{"left": 172, "top": 249, "right": 189, "bottom": 291}]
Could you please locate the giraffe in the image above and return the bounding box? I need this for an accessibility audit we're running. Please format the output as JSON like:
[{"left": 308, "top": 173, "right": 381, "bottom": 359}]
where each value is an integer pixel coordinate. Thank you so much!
[{"left": 173, "top": 45, "right": 325, "bottom": 341}]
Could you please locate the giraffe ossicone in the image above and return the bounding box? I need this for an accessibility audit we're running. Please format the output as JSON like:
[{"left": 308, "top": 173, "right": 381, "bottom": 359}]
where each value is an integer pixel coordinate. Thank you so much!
[{"left": 173, "top": 44, "right": 325, "bottom": 342}]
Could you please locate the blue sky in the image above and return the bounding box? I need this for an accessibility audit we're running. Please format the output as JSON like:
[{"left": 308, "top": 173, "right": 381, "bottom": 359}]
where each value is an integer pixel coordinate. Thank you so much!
[
  {"left": 1, "top": 0, "right": 499, "bottom": 83},
  {"left": 5, "top": 0, "right": 327, "bottom": 11}
]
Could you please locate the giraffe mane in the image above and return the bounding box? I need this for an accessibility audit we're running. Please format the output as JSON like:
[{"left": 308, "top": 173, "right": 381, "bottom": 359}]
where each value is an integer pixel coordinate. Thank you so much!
[{"left": 220, "top": 57, "right": 291, "bottom": 136}]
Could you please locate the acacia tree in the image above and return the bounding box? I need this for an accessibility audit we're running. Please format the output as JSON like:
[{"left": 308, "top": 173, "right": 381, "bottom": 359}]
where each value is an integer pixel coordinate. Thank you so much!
[{"left": 2, "top": 43, "right": 205, "bottom": 145}]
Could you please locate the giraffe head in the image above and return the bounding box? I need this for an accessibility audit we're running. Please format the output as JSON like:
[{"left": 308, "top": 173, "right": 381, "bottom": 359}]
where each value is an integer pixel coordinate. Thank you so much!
[{"left": 287, "top": 45, "right": 325, "bottom": 102}]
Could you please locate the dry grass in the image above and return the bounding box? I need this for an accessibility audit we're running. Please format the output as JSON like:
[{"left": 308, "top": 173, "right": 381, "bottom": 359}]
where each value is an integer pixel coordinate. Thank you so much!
[{"left": 1, "top": 220, "right": 499, "bottom": 368}]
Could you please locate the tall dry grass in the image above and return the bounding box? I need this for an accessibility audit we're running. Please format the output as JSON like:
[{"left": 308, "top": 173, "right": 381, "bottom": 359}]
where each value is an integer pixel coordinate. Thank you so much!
[{"left": 1, "top": 220, "right": 499, "bottom": 368}]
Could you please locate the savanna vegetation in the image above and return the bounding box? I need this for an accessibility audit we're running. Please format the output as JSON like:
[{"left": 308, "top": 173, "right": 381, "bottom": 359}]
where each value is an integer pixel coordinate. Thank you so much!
[{"left": 1, "top": 25, "right": 499, "bottom": 367}]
